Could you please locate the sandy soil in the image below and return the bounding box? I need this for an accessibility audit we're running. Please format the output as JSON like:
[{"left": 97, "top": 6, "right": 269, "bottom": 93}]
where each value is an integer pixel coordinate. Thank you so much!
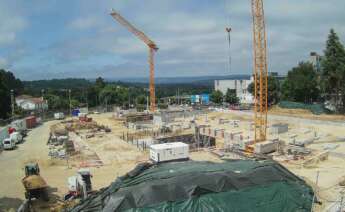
[{"left": 1, "top": 110, "right": 345, "bottom": 211}]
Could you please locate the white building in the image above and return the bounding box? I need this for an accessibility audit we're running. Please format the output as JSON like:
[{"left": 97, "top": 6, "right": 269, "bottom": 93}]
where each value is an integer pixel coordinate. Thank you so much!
[
  {"left": 309, "top": 52, "right": 322, "bottom": 71},
  {"left": 214, "top": 76, "right": 254, "bottom": 104},
  {"left": 16, "top": 95, "right": 48, "bottom": 111}
]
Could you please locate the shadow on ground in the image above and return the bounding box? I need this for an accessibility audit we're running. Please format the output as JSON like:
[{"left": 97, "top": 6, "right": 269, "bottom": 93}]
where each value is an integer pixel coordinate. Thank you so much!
[
  {"left": 0, "top": 197, "right": 24, "bottom": 212},
  {"left": 31, "top": 186, "right": 61, "bottom": 212}
]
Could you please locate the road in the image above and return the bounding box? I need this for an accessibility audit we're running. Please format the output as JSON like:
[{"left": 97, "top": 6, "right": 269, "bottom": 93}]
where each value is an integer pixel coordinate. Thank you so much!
[{"left": 0, "top": 120, "right": 58, "bottom": 211}]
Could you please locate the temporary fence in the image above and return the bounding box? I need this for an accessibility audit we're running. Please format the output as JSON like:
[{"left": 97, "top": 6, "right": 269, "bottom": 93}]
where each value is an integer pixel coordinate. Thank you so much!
[{"left": 279, "top": 101, "right": 326, "bottom": 115}]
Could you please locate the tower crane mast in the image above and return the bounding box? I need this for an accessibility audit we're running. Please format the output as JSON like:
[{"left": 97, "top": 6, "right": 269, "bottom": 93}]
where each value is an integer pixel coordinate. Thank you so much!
[
  {"left": 251, "top": 0, "right": 268, "bottom": 143},
  {"left": 110, "top": 9, "right": 158, "bottom": 112}
]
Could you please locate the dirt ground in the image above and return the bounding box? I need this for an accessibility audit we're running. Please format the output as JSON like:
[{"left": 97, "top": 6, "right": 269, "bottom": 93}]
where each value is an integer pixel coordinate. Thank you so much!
[
  {"left": 202, "top": 109, "right": 345, "bottom": 211},
  {"left": 0, "top": 113, "right": 221, "bottom": 211},
  {"left": 1, "top": 110, "right": 345, "bottom": 211}
]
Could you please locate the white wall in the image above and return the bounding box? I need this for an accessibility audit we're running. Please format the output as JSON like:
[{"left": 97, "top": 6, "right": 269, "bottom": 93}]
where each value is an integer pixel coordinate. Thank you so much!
[
  {"left": 214, "top": 77, "right": 254, "bottom": 104},
  {"left": 17, "top": 100, "right": 48, "bottom": 111}
]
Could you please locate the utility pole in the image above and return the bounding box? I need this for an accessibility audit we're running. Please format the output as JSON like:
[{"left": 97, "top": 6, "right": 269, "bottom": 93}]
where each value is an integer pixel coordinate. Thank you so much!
[
  {"left": 177, "top": 88, "right": 180, "bottom": 105},
  {"left": 69, "top": 89, "right": 72, "bottom": 116},
  {"left": 10, "top": 89, "right": 14, "bottom": 120},
  {"left": 146, "top": 96, "right": 149, "bottom": 111},
  {"left": 41, "top": 89, "right": 45, "bottom": 121}
]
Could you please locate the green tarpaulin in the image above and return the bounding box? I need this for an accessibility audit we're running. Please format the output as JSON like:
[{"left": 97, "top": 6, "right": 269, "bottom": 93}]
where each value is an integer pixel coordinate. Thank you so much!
[{"left": 71, "top": 160, "right": 314, "bottom": 212}]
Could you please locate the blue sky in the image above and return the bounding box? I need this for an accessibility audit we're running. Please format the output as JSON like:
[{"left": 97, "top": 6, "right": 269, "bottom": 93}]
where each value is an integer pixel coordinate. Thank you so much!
[{"left": 0, "top": 0, "right": 344, "bottom": 80}]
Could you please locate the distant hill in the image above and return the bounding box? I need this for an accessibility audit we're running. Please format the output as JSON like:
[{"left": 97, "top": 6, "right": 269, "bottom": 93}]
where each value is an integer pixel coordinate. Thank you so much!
[
  {"left": 106, "top": 74, "right": 251, "bottom": 85},
  {"left": 23, "top": 78, "right": 92, "bottom": 91}
]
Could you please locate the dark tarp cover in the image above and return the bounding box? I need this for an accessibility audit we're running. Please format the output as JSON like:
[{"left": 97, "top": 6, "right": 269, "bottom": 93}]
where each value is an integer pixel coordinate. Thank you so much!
[{"left": 70, "top": 160, "right": 314, "bottom": 212}]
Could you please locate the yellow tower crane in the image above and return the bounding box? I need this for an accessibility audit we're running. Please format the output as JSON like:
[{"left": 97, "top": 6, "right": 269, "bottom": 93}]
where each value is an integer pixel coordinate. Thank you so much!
[
  {"left": 110, "top": 9, "right": 158, "bottom": 112},
  {"left": 251, "top": 0, "right": 268, "bottom": 144}
]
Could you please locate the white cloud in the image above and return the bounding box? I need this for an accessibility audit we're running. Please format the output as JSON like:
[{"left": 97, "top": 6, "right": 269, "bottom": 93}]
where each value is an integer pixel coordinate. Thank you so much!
[
  {"left": 5, "top": 0, "right": 345, "bottom": 80},
  {"left": 0, "top": 3, "right": 27, "bottom": 46},
  {"left": 69, "top": 16, "right": 101, "bottom": 30},
  {"left": 0, "top": 57, "right": 8, "bottom": 67}
]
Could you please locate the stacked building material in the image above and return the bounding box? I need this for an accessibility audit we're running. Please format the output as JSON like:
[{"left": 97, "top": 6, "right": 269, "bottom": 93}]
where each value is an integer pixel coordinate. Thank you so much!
[{"left": 125, "top": 113, "right": 153, "bottom": 123}]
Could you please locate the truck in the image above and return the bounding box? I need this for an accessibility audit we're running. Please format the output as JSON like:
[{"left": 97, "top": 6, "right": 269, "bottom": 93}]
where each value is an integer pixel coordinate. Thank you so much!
[
  {"left": 11, "top": 119, "right": 27, "bottom": 137},
  {"left": 150, "top": 142, "right": 189, "bottom": 163}
]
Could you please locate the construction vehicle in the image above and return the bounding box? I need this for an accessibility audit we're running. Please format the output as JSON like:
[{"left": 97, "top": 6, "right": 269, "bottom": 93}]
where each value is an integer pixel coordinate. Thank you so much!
[
  {"left": 66, "top": 168, "right": 93, "bottom": 200},
  {"left": 110, "top": 9, "right": 158, "bottom": 112},
  {"left": 22, "top": 163, "right": 49, "bottom": 201}
]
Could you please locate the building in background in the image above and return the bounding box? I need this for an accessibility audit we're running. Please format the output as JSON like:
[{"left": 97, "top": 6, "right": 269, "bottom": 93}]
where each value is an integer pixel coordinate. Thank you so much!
[
  {"left": 16, "top": 95, "right": 48, "bottom": 111},
  {"left": 191, "top": 94, "right": 210, "bottom": 105},
  {"left": 214, "top": 76, "right": 254, "bottom": 104},
  {"left": 309, "top": 52, "right": 322, "bottom": 71}
]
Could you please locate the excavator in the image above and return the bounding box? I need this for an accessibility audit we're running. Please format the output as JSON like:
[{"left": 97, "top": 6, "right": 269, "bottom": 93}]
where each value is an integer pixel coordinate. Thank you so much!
[{"left": 22, "top": 163, "right": 49, "bottom": 202}]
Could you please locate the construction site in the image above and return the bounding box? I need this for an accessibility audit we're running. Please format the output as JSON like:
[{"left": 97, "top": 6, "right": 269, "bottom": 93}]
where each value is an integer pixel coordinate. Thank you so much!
[{"left": 1, "top": 1, "right": 345, "bottom": 212}]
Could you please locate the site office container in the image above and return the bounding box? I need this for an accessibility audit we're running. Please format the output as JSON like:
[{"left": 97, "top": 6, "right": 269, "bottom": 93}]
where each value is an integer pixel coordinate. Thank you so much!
[
  {"left": 25, "top": 116, "right": 37, "bottom": 129},
  {"left": 150, "top": 142, "right": 189, "bottom": 163}
]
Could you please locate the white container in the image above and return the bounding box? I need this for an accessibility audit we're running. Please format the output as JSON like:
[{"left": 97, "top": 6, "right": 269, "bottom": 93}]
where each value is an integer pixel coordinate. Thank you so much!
[
  {"left": 270, "top": 123, "right": 288, "bottom": 134},
  {"left": 79, "top": 107, "right": 89, "bottom": 114},
  {"left": 254, "top": 140, "right": 278, "bottom": 154},
  {"left": 10, "top": 132, "right": 23, "bottom": 144},
  {"left": 11, "top": 119, "right": 27, "bottom": 132},
  {"left": 150, "top": 142, "right": 189, "bottom": 163},
  {"left": 54, "top": 112, "right": 65, "bottom": 120}
]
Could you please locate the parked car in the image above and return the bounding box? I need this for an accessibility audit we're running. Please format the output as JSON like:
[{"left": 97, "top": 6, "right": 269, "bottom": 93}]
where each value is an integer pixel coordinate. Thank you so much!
[
  {"left": 3, "top": 138, "right": 16, "bottom": 150},
  {"left": 10, "top": 132, "right": 23, "bottom": 144}
]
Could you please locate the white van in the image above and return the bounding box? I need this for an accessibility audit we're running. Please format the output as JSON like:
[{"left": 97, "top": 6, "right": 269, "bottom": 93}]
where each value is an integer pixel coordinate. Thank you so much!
[
  {"left": 10, "top": 132, "right": 23, "bottom": 144},
  {"left": 54, "top": 112, "right": 65, "bottom": 120},
  {"left": 3, "top": 138, "right": 16, "bottom": 150}
]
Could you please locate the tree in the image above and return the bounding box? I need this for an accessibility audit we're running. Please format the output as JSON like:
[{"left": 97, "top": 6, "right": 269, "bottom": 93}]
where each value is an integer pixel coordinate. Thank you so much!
[
  {"left": 0, "top": 81, "right": 11, "bottom": 119},
  {"left": 0, "top": 69, "right": 23, "bottom": 94},
  {"left": 224, "top": 89, "right": 239, "bottom": 104},
  {"left": 281, "top": 62, "right": 320, "bottom": 103},
  {"left": 95, "top": 77, "right": 106, "bottom": 89},
  {"left": 248, "top": 76, "right": 280, "bottom": 105},
  {"left": 44, "top": 94, "right": 69, "bottom": 110},
  {"left": 136, "top": 95, "right": 147, "bottom": 105},
  {"left": 210, "top": 90, "right": 223, "bottom": 104},
  {"left": 99, "top": 85, "right": 129, "bottom": 106},
  {"left": 321, "top": 29, "right": 345, "bottom": 112},
  {"left": 0, "top": 70, "right": 22, "bottom": 119}
]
